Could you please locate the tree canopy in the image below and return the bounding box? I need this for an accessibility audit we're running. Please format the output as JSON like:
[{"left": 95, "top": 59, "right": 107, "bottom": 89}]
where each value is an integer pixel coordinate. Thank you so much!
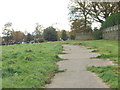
[
  {"left": 101, "top": 13, "right": 120, "bottom": 29},
  {"left": 68, "top": 0, "right": 120, "bottom": 33},
  {"left": 43, "top": 26, "right": 58, "bottom": 41},
  {"left": 12, "top": 31, "right": 25, "bottom": 42}
]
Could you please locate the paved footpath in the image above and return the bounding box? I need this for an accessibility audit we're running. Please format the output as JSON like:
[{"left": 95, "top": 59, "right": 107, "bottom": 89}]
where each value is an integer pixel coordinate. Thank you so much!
[{"left": 46, "top": 44, "right": 113, "bottom": 88}]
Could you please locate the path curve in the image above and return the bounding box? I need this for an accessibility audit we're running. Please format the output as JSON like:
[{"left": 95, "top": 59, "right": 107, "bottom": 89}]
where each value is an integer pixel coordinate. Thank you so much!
[{"left": 46, "top": 44, "right": 113, "bottom": 88}]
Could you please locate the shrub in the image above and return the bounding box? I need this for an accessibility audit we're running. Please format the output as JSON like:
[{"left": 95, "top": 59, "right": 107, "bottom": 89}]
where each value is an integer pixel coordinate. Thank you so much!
[
  {"left": 70, "top": 34, "right": 75, "bottom": 40},
  {"left": 101, "top": 13, "right": 120, "bottom": 29},
  {"left": 92, "top": 30, "right": 102, "bottom": 39}
]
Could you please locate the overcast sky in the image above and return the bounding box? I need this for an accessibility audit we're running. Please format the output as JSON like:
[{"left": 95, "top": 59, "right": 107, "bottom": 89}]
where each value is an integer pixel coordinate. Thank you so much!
[
  {"left": 0, "top": 0, "right": 71, "bottom": 35},
  {"left": 0, "top": 0, "right": 101, "bottom": 36}
]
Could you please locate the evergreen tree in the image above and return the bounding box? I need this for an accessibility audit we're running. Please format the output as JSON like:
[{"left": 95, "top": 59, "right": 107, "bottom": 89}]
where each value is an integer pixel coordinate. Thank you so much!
[
  {"left": 43, "top": 26, "right": 58, "bottom": 41},
  {"left": 61, "top": 30, "right": 67, "bottom": 41}
]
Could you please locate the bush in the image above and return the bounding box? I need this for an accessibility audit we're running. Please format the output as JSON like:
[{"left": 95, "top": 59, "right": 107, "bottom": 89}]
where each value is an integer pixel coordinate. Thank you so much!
[
  {"left": 92, "top": 30, "right": 102, "bottom": 39},
  {"left": 70, "top": 34, "right": 75, "bottom": 40},
  {"left": 101, "top": 13, "right": 120, "bottom": 29}
]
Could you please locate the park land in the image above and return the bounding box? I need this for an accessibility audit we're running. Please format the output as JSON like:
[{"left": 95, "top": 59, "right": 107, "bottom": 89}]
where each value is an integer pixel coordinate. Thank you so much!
[{"left": 2, "top": 40, "right": 118, "bottom": 88}]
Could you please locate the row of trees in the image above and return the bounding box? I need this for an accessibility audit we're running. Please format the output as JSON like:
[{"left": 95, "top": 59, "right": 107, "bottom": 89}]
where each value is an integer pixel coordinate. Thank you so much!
[
  {"left": 1, "top": 22, "right": 75, "bottom": 45},
  {"left": 2, "top": 23, "right": 43, "bottom": 44},
  {"left": 69, "top": 0, "right": 120, "bottom": 34}
]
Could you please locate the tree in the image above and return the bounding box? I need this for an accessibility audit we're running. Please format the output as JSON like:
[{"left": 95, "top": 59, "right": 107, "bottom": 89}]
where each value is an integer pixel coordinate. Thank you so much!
[
  {"left": 2, "top": 22, "right": 13, "bottom": 36},
  {"left": 71, "top": 18, "right": 91, "bottom": 33},
  {"left": 43, "top": 26, "right": 58, "bottom": 41},
  {"left": 12, "top": 31, "right": 25, "bottom": 43},
  {"left": 69, "top": 0, "right": 120, "bottom": 34},
  {"left": 69, "top": 0, "right": 92, "bottom": 30},
  {"left": 2, "top": 22, "right": 13, "bottom": 43},
  {"left": 61, "top": 30, "right": 68, "bottom": 41},
  {"left": 69, "top": 0, "right": 120, "bottom": 23},
  {"left": 90, "top": 2, "right": 120, "bottom": 23},
  {"left": 25, "top": 33, "right": 34, "bottom": 43},
  {"left": 57, "top": 30, "right": 62, "bottom": 40},
  {"left": 69, "top": 0, "right": 92, "bottom": 33},
  {"left": 101, "top": 13, "right": 120, "bottom": 29},
  {"left": 32, "top": 23, "right": 44, "bottom": 42}
]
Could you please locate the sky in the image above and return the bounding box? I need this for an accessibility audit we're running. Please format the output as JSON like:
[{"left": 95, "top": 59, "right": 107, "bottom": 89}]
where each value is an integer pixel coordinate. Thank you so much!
[{"left": 0, "top": 0, "right": 101, "bottom": 36}]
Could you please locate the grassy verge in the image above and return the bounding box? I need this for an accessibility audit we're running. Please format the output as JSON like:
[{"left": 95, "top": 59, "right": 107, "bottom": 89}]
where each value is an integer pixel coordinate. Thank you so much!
[
  {"left": 62, "top": 40, "right": 118, "bottom": 63},
  {"left": 62, "top": 40, "right": 118, "bottom": 88},
  {"left": 2, "top": 42, "right": 63, "bottom": 88},
  {"left": 87, "top": 66, "right": 118, "bottom": 88}
]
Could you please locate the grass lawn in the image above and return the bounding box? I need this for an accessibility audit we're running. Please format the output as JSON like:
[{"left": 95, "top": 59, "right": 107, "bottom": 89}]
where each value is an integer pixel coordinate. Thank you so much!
[
  {"left": 2, "top": 42, "right": 63, "bottom": 88},
  {"left": 62, "top": 40, "right": 118, "bottom": 88},
  {"left": 1, "top": 40, "right": 119, "bottom": 88},
  {"left": 62, "top": 40, "right": 118, "bottom": 63},
  {"left": 87, "top": 65, "right": 118, "bottom": 88}
]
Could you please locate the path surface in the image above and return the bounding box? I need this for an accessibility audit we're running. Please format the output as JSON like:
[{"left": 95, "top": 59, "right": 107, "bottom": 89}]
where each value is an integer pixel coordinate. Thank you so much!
[{"left": 46, "top": 44, "right": 113, "bottom": 88}]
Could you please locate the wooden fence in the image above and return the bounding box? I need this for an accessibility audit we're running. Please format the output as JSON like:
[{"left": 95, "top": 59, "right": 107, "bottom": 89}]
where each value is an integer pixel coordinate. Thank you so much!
[{"left": 75, "top": 25, "right": 120, "bottom": 40}]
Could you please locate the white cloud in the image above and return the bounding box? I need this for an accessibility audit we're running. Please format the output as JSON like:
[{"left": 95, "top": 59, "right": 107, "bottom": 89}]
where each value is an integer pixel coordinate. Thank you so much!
[{"left": 0, "top": 0, "right": 70, "bottom": 35}]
